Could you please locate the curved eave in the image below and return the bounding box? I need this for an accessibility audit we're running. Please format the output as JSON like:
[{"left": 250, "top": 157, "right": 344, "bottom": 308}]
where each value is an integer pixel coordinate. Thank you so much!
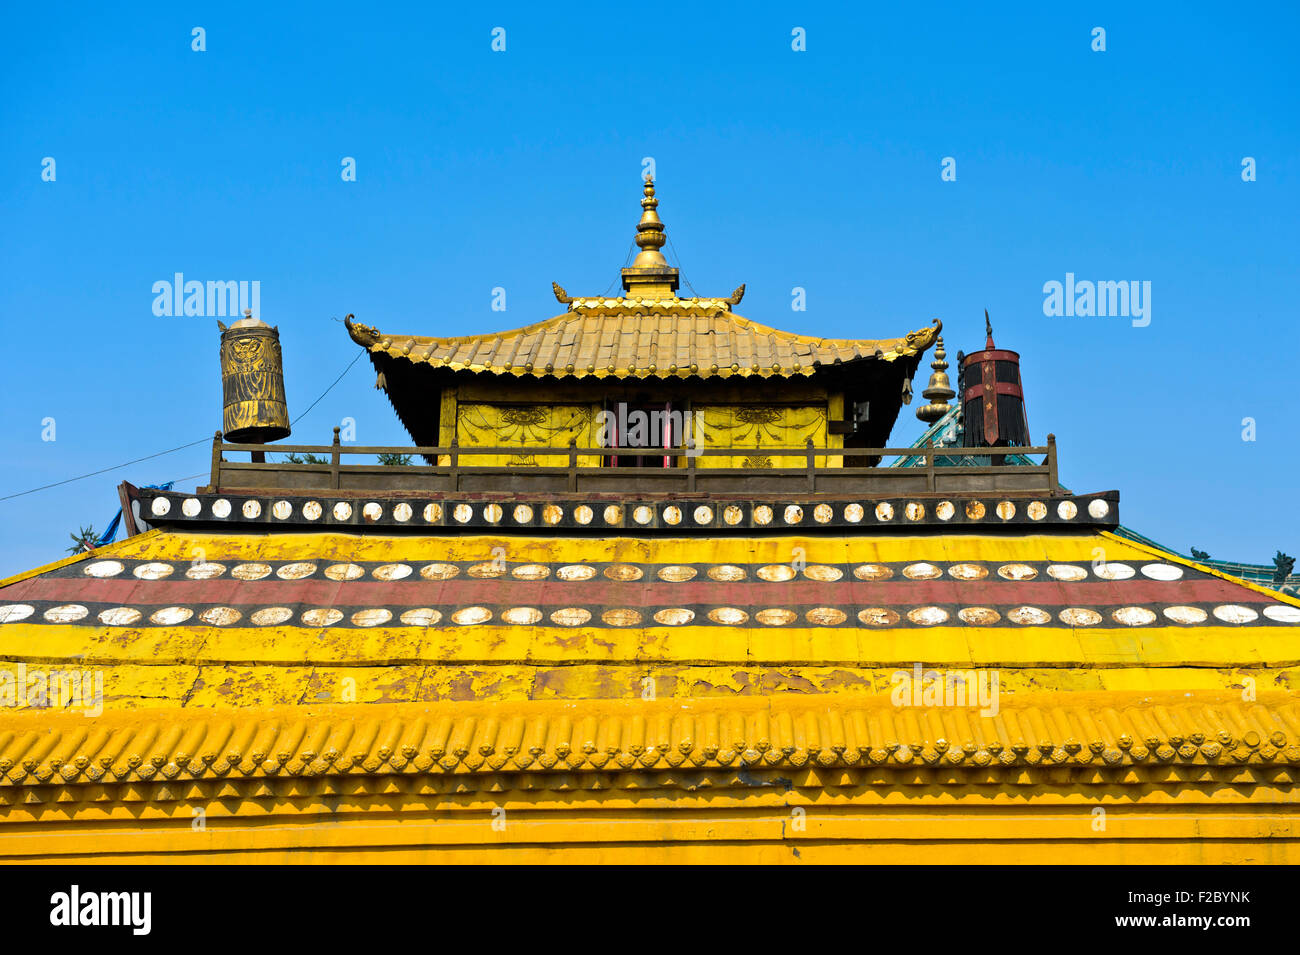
[
  {"left": 1, "top": 692, "right": 1297, "bottom": 799},
  {"left": 345, "top": 312, "right": 940, "bottom": 382}
]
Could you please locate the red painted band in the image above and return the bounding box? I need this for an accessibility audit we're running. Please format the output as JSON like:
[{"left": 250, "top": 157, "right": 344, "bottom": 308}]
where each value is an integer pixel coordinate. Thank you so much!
[{"left": 15, "top": 575, "right": 1274, "bottom": 608}]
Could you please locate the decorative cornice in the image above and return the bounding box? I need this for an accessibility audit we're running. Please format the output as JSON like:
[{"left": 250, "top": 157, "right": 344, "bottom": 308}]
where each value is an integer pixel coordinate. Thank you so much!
[
  {"left": 0, "top": 694, "right": 1296, "bottom": 805},
  {"left": 342, "top": 307, "right": 941, "bottom": 381},
  {"left": 139, "top": 489, "right": 1121, "bottom": 532}
]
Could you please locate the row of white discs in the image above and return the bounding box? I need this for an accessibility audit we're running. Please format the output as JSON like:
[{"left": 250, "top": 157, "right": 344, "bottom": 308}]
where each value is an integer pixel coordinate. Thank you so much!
[
  {"left": 150, "top": 496, "right": 1109, "bottom": 526},
  {"left": 3, "top": 602, "right": 1297, "bottom": 628},
  {"left": 78, "top": 558, "right": 1187, "bottom": 583}
]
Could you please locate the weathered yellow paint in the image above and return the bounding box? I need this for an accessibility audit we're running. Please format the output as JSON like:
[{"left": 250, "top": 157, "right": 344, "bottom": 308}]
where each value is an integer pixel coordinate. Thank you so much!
[
  {"left": 0, "top": 528, "right": 161, "bottom": 590},
  {"left": 2, "top": 525, "right": 1295, "bottom": 863},
  {"left": 86, "top": 527, "right": 1245, "bottom": 566},
  {"left": 3, "top": 528, "right": 1296, "bottom": 712},
  {"left": 1, "top": 660, "right": 1290, "bottom": 707},
  {"left": 3, "top": 615, "right": 1292, "bottom": 675}
]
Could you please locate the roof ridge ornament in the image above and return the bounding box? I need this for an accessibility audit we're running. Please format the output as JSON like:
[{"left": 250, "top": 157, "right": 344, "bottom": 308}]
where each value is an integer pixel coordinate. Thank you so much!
[
  {"left": 633, "top": 176, "right": 670, "bottom": 263},
  {"left": 916, "top": 319, "right": 954, "bottom": 423},
  {"left": 620, "top": 175, "right": 680, "bottom": 298}
]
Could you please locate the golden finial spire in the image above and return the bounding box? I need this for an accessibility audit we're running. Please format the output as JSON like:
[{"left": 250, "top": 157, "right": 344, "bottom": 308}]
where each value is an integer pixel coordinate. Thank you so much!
[
  {"left": 621, "top": 175, "right": 679, "bottom": 297},
  {"left": 916, "top": 329, "right": 956, "bottom": 423},
  {"left": 632, "top": 177, "right": 669, "bottom": 266}
]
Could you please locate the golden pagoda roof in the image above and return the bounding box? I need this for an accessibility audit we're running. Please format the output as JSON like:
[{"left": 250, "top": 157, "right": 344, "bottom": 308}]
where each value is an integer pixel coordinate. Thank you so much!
[
  {"left": 345, "top": 310, "right": 940, "bottom": 381},
  {"left": 344, "top": 177, "right": 940, "bottom": 381}
]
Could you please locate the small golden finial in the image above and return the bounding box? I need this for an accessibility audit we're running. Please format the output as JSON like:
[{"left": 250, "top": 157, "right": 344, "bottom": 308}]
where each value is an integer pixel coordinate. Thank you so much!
[
  {"left": 621, "top": 174, "right": 679, "bottom": 297},
  {"left": 632, "top": 176, "right": 669, "bottom": 265},
  {"left": 916, "top": 333, "right": 956, "bottom": 423}
]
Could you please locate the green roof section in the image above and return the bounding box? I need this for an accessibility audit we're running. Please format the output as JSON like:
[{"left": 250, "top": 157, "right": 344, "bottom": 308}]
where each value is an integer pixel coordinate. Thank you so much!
[{"left": 888, "top": 404, "right": 1038, "bottom": 468}]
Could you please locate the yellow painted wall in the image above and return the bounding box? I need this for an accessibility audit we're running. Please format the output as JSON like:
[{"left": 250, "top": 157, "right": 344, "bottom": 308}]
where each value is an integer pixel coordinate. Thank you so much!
[
  {"left": 686, "top": 404, "right": 830, "bottom": 469},
  {"left": 449, "top": 397, "right": 838, "bottom": 470},
  {"left": 455, "top": 403, "right": 599, "bottom": 467}
]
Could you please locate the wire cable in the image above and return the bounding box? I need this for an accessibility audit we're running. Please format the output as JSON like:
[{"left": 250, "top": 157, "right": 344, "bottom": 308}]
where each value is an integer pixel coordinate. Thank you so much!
[
  {"left": 599, "top": 240, "right": 638, "bottom": 297},
  {"left": 0, "top": 348, "right": 366, "bottom": 504},
  {"left": 666, "top": 234, "right": 700, "bottom": 297},
  {"left": 0, "top": 438, "right": 212, "bottom": 503},
  {"left": 290, "top": 351, "right": 363, "bottom": 426}
]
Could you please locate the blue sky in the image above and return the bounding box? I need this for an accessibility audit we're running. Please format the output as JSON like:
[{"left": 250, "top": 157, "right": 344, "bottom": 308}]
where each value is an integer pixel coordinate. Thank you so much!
[{"left": 1, "top": 2, "right": 1296, "bottom": 578}]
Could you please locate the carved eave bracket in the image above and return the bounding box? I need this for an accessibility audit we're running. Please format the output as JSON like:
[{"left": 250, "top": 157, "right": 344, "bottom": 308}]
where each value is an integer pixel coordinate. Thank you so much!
[{"left": 345, "top": 313, "right": 381, "bottom": 347}]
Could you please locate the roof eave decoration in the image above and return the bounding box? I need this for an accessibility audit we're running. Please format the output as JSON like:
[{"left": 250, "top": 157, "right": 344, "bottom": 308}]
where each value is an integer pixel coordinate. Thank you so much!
[
  {"left": 2, "top": 693, "right": 1297, "bottom": 802},
  {"left": 342, "top": 176, "right": 940, "bottom": 381},
  {"left": 345, "top": 312, "right": 940, "bottom": 382}
]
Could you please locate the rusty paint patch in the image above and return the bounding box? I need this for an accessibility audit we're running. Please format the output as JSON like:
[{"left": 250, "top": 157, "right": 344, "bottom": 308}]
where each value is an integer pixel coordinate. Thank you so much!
[{"left": 957, "top": 606, "right": 1000, "bottom": 625}]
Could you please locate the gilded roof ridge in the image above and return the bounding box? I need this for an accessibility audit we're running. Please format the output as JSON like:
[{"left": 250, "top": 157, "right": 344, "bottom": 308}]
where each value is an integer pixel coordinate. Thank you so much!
[
  {"left": 345, "top": 310, "right": 940, "bottom": 380},
  {"left": 349, "top": 307, "right": 939, "bottom": 350}
]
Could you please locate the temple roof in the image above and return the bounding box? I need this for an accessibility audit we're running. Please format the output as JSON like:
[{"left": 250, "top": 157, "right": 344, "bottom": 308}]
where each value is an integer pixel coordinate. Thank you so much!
[
  {"left": 345, "top": 303, "right": 939, "bottom": 382},
  {"left": 2, "top": 693, "right": 1297, "bottom": 801},
  {"left": 2, "top": 524, "right": 1297, "bottom": 712},
  {"left": 343, "top": 177, "right": 940, "bottom": 382},
  {"left": 2, "top": 517, "right": 1298, "bottom": 819}
]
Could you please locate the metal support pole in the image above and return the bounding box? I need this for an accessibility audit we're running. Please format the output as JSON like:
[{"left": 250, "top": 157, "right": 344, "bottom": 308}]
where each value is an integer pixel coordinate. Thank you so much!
[
  {"left": 1047, "top": 433, "right": 1058, "bottom": 493},
  {"left": 330, "top": 427, "right": 341, "bottom": 490}
]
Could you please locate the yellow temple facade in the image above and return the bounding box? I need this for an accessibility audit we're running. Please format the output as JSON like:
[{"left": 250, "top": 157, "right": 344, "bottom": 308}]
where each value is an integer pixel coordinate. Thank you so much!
[{"left": 0, "top": 179, "right": 1296, "bottom": 863}]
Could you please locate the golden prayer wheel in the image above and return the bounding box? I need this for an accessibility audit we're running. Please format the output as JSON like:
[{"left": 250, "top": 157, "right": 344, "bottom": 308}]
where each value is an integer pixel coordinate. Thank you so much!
[{"left": 219, "top": 312, "right": 291, "bottom": 443}]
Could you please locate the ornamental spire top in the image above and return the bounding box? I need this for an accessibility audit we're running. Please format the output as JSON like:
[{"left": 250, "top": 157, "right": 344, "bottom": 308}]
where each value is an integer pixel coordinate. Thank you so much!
[
  {"left": 621, "top": 176, "right": 680, "bottom": 298},
  {"left": 633, "top": 177, "right": 668, "bottom": 264},
  {"left": 916, "top": 328, "right": 955, "bottom": 424}
]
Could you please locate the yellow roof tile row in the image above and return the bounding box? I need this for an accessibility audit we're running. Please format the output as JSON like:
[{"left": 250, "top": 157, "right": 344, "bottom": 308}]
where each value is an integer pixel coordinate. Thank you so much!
[
  {"left": 1, "top": 694, "right": 1296, "bottom": 796},
  {"left": 345, "top": 310, "right": 940, "bottom": 380}
]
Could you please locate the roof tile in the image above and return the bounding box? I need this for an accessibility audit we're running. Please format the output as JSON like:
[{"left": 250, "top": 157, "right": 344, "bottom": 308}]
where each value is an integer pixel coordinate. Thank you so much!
[{"left": 345, "top": 307, "right": 939, "bottom": 380}]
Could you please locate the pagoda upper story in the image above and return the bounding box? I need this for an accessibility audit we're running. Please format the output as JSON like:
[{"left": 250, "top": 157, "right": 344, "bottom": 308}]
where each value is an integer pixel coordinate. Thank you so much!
[
  {"left": 189, "top": 176, "right": 1071, "bottom": 514},
  {"left": 344, "top": 178, "right": 940, "bottom": 463}
]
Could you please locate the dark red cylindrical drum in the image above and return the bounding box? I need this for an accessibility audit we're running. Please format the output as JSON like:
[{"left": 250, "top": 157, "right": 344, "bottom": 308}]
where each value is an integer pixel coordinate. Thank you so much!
[{"left": 959, "top": 343, "right": 1029, "bottom": 448}]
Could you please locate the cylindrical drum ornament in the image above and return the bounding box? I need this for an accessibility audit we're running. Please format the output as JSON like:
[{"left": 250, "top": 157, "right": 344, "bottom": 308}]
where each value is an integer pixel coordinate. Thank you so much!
[
  {"left": 959, "top": 312, "right": 1029, "bottom": 449},
  {"left": 219, "top": 314, "right": 291, "bottom": 443}
]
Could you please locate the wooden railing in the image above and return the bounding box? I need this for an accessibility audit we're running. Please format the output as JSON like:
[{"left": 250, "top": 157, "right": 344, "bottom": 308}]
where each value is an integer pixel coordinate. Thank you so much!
[{"left": 206, "top": 430, "right": 1060, "bottom": 496}]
